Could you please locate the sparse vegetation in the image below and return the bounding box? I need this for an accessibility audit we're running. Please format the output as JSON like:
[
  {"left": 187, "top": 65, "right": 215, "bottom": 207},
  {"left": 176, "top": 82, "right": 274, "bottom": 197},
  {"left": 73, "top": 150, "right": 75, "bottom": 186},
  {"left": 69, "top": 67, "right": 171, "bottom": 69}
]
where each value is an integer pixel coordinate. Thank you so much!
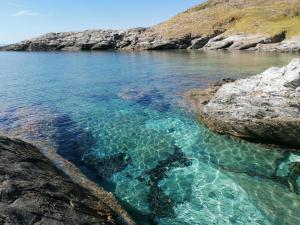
[
  {"left": 147, "top": 0, "right": 300, "bottom": 39},
  {"left": 190, "top": 2, "right": 211, "bottom": 11}
]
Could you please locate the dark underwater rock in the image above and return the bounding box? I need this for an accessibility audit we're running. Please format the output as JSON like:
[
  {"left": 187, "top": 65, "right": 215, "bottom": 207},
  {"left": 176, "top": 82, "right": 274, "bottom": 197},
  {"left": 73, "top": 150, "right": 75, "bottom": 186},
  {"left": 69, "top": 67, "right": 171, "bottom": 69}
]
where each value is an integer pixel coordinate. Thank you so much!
[
  {"left": 0, "top": 136, "right": 133, "bottom": 225},
  {"left": 117, "top": 88, "right": 170, "bottom": 112},
  {"left": 143, "top": 146, "right": 191, "bottom": 218},
  {"left": 276, "top": 153, "right": 300, "bottom": 193},
  {"left": 83, "top": 153, "right": 132, "bottom": 178},
  {"left": 0, "top": 106, "right": 96, "bottom": 166}
]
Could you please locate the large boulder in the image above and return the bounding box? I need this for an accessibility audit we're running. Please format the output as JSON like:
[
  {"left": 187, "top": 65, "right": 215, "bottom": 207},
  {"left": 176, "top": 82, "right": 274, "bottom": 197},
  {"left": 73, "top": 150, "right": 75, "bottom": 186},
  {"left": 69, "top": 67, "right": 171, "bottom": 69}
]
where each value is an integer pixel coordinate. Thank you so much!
[
  {"left": 0, "top": 136, "right": 134, "bottom": 225},
  {"left": 186, "top": 59, "right": 300, "bottom": 148},
  {"left": 204, "top": 34, "right": 269, "bottom": 50}
]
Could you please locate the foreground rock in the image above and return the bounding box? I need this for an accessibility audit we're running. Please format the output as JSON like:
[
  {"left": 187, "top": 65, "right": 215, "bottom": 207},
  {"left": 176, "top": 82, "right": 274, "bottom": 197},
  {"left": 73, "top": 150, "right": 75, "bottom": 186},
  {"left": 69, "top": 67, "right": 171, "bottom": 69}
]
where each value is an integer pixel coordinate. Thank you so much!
[
  {"left": 0, "top": 136, "right": 132, "bottom": 225},
  {"left": 186, "top": 59, "right": 300, "bottom": 148}
]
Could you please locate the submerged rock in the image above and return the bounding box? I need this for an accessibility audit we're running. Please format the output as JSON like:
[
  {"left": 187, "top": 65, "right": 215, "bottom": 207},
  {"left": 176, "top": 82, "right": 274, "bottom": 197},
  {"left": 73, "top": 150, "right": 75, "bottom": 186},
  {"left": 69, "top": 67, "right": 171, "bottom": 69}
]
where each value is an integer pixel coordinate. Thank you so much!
[
  {"left": 83, "top": 153, "right": 132, "bottom": 178},
  {"left": 276, "top": 153, "right": 300, "bottom": 193},
  {"left": 143, "top": 146, "right": 191, "bottom": 219},
  {"left": 0, "top": 136, "right": 133, "bottom": 225},
  {"left": 118, "top": 87, "right": 170, "bottom": 112},
  {"left": 186, "top": 58, "right": 300, "bottom": 148}
]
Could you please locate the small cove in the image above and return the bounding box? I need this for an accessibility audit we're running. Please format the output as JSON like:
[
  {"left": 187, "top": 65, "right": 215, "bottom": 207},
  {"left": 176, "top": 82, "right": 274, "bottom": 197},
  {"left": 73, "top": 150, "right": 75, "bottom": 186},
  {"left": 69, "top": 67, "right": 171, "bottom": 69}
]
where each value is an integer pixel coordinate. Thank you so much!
[{"left": 0, "top": 50, "right": 299, "bottom": 225}]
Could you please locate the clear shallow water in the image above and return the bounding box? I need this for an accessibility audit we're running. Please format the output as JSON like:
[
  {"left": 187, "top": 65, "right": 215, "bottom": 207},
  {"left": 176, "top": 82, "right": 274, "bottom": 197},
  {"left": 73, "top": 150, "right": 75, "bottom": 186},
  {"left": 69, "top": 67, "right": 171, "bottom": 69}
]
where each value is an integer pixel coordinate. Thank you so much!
[{"left": 0, "top": 50, "right": 300, "bottom": 225}]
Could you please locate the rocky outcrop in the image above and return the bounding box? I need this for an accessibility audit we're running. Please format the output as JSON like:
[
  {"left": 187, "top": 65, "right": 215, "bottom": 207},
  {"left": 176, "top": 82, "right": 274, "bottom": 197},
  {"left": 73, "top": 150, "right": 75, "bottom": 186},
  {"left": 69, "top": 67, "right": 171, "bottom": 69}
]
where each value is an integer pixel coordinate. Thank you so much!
[
  {"left": 202, "top": 32, "right": 294, "bottom": 51},
  {"left": 0, "top": 136, "right": 134, "bottom": 225},
  {"left": 255, "top": 37, "right": 300, "bottom": 53},
  {"left": 0, "top": 28, "right": 193, "bottom": 51},
  {"left": 1, "top": 28, "right": 299, "bottom": 52},
  {"left": 1, "top": 28, "right": 146, "bottom": 51},
  {"left": 185, "top": 59, "right": 300, "bottom": 148}
]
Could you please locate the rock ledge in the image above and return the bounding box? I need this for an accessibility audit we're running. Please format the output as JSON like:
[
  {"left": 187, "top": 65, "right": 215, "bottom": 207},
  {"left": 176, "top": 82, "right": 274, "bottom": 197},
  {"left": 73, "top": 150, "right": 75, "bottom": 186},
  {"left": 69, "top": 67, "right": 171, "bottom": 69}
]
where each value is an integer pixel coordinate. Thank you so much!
[
  {"left": 0, "top": 136, "right": 134, "bottom": 225},
  {"left": 186, "top": 59, "right": 300, "bottom": 148}
]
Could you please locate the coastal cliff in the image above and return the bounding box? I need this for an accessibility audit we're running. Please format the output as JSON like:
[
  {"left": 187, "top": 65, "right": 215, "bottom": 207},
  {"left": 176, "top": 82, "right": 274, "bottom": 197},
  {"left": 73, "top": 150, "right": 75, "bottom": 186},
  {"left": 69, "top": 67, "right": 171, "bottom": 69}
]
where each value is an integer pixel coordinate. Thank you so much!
[
  {"left": 185, "top": 58, "right": 300, "bottom": 148},
  {"left": 2, "top": 0, "right": 300, "bottom": 52},
  {"left": 0, "top": 136, "right": 135, "bottom": 225}
]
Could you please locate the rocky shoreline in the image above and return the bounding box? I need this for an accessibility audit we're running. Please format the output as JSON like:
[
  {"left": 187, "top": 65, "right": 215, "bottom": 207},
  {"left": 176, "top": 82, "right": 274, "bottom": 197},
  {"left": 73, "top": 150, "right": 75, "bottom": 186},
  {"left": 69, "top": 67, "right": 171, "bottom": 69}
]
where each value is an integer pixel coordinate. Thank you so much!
[
  {"left": 1, "top": 28, "right": 300, "bottom": 52},
  {"left": 0, "top": 136, "right": 136, "bottom": 225},
  {"left": 185, "top": 58, "right": 300, "bottom": 149}
]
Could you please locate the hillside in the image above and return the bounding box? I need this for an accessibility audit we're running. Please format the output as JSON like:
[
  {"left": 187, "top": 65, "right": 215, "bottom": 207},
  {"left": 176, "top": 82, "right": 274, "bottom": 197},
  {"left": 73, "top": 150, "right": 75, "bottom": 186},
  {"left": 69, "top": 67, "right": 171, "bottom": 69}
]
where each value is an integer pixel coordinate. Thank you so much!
[
  {"left": 148, "top": 0, "right": 300, "bottom": 39},
  {"left": 1, "top": 0, "right": 300, "bottom": 52}
]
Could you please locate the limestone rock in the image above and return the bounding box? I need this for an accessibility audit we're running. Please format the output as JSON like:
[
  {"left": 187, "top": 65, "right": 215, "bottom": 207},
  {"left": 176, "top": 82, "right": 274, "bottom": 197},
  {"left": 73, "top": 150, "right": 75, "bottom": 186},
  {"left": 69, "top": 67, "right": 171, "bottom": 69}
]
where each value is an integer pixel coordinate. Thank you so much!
[
  {"left": 204, "top": 34, "right": 268, "bottom": 50},
  {"left": 1, "top": 29, "right": 299, "bottom": 52},
  {"left": 256, "top": 37, "right": 300, "bottom": 53},
  {"left": 186, "top": 59, "right": 300, "bottom": 148}
]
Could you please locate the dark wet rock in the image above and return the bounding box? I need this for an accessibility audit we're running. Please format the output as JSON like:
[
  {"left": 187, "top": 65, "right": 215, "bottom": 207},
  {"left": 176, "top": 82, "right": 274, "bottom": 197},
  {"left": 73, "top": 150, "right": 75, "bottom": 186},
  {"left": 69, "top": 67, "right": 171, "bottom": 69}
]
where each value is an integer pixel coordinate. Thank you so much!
[
  {"left": 0, "top": 136, "right": 133, "bottom": 225},
  {"left": 185, "top": 59, "right": 300, "bottom": 148}
]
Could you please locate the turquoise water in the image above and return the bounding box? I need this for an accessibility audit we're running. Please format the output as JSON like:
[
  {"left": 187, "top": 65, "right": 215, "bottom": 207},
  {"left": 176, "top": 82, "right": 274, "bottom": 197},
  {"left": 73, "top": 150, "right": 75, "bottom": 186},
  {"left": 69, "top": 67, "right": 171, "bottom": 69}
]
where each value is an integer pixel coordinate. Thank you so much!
[{"left": 0, "top": 51, "right": 299, "bottom": 225}]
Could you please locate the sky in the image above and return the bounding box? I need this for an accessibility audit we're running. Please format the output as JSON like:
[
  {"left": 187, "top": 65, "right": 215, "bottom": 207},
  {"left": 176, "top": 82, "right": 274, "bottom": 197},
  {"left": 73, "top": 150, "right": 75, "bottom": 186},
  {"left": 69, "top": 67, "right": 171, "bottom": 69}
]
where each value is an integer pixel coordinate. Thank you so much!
[{"left": 0, "top": 0, "right": 203, "bottom": 44}]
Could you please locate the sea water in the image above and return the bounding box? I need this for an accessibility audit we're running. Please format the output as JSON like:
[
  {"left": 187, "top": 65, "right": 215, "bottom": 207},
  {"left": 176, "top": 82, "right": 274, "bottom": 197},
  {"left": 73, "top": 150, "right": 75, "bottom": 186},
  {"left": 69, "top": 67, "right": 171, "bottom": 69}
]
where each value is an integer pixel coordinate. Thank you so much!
[{"left": 0, "top": 50, "right": 299, "bottom": 225}]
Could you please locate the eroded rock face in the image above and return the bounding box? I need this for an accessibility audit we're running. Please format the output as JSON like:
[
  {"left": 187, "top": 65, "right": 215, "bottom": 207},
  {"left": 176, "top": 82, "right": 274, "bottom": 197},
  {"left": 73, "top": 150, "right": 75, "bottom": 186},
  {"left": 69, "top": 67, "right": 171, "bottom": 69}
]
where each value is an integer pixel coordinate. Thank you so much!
[
  {"left": 0, "top": 136, "right": 131, "bottom": 225},
  {"left": 0, "top": 28, "right": 191, "bottom": 51},
  {"left": 203, "top": 32, "right": 289, "bottom": 50},
  {"left": 1, "top": 27, "right": 299, "bottom": 52},
  {"left": 186, "top": 59, "right": 300, "bottom": 148},
  {"left": 255, "top": 37, "right": 300, "bottom": 53}
]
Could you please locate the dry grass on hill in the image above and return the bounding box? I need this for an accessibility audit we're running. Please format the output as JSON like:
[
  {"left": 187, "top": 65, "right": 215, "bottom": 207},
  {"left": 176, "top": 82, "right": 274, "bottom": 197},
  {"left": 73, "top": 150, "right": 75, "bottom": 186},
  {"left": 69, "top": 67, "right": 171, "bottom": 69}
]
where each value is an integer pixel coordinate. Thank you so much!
[{"left": 147, "top": 0, "right": 300, "bottom": 39}]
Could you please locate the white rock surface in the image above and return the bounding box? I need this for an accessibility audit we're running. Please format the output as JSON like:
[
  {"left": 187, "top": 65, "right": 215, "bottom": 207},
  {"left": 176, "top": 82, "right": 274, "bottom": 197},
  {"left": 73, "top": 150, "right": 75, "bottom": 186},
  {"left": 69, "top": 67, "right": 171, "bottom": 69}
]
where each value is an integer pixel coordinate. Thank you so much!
[
  {"left": 206, "top": 58, "right": 300, "bottom": 120},
  {"left": 186, "top": 59, "right": 300, "bottom": 147}
]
